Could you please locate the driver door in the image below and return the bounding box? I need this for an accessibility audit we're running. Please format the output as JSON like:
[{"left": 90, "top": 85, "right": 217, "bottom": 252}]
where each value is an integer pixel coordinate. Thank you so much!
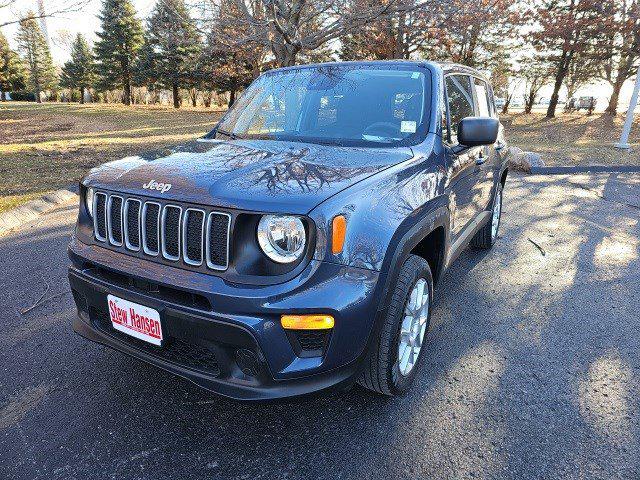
[{"left": 444, "top": 74, "right": 484, "bottom": 241}]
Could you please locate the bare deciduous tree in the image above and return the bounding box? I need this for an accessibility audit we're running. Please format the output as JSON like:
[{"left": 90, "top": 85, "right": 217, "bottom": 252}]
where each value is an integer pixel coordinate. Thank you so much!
[
  {"left": 0, "top": 0, "right": 91, "bottom": 28},
  {"left": 202, "top": 0, "right": 416, "bottom": 67}
]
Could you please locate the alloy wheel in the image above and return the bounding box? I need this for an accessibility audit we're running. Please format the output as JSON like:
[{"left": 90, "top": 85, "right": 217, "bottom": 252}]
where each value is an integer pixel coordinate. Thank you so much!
[{"left": 397, "top": 278, "right": 429, "bottom": 376}]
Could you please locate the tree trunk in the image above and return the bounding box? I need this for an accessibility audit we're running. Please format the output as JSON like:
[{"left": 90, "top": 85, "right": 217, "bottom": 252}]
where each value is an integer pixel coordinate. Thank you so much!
[
  {"left": 80, "top": 86, "right": 85, "bottom": 104},
  {"left": 228, "top": 89, "right": 236, "bottom": 107},
  {"left": 123, "top": 82, "right": 131, "bottom": 105},
  {"left": 525, "top": 92, "right": 534, "bottom": 114},
  {"left": 606, "top": 76, "right": 626, "bottom": 116},
  {"left": 172, "top": 83, "right": 180, "bottom": 109},
  {"left": 122, "top": 57, "right": 132, "bottom": 105},
  {"left": 393, "top": 12, "right": 406, "bottom": 59},
  {"left": 464, "top": 26, "right": 480, "bottom": 67},
  {"left": 547, "top": 52, "right": 572, "bottom": 118},
  {"left": 274, "top": 41, "right": 300, "bottom": 67}
]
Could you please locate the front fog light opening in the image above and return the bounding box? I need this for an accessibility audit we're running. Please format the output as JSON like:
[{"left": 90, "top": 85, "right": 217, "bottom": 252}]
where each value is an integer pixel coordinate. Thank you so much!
[{"left": 257, "top": 215, "right": 306, "bottom": 264}]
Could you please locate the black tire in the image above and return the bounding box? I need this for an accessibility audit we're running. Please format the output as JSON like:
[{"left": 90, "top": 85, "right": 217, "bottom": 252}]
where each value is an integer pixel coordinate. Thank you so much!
[
  {"left": 358, "top": 254, "right": 433, "bottom": 396},
  {"left": 471, "top": 181, "right": 503, "bottom": 249}
]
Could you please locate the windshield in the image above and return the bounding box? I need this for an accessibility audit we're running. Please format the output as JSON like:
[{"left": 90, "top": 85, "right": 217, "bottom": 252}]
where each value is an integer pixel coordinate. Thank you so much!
[{"left": 213, "top": 64, "right": 431, "bottom": 147}]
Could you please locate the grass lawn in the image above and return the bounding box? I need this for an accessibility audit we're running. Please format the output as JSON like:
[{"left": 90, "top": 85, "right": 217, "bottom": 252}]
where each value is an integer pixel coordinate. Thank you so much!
[
  {"left": 1, "top": 102, "right": 639, "bottom": 214},
  {"left": 502, "top": 111, "right": 640, "bottom": 167},
  {"left": 0, "top": 102, "right": 223, "bottom": 213}
]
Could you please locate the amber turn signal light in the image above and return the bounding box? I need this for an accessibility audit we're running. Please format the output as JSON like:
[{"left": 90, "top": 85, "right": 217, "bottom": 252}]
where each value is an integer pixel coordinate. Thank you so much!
[
  {"left": 332, "top": 215, "right": 347, "bottom": 254},
  {"left": 281, "top": 314, "right": 335, "bottom": 330}
]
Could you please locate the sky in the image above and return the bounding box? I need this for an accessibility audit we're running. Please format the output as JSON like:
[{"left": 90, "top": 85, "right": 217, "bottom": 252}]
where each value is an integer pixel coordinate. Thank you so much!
[
  {"left": 3, "top": 0, "right": 155, "bottom": 62},
  {"left": 2, "top": 0, "right": 639, "bottom": 109}
]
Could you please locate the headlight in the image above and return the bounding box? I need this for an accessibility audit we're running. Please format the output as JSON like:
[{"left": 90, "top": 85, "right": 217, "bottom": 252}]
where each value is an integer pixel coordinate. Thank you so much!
[
  {"left": 257, "top": 215, "right": 306, "bottom": 264},
  {"left": 85, "top": 187, "right": 95, "bottom": 218}
]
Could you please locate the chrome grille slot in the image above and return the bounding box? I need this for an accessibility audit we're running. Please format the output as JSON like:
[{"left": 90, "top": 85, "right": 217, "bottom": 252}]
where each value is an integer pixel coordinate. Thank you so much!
[
  {"left": 94, "top": 193, "right": 107, "bottom": 241},
  {"left": 91, "top": 191, "right": 230, "bottom": 272},
  {"left": 142, "top": 202, "right": 160, "bottom": 256},
  {"left": 161, "top": 205, "right": 182, "bottom": 261},
  {"left": 124, "top": 199, "right": 141, "bottom": 251},
  {"left": 107, "top": 195, "right": 123, "bottom": 246},
  {"left": 182, "top": 209, "right": 204, "bottom": 266},
  {"left": 206, "top": 212, "right": 231, "bottom": 270}
]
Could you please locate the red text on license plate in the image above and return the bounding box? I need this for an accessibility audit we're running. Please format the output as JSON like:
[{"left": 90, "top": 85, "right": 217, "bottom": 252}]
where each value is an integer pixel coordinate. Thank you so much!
[{"left": 107, "top": 295, "right": 163, "bottom": 346}]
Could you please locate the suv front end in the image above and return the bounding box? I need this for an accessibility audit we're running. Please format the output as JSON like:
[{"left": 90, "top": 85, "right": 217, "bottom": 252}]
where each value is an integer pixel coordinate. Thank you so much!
[{"left": 69, "top": 181, "right": 385, "bottom": 400}]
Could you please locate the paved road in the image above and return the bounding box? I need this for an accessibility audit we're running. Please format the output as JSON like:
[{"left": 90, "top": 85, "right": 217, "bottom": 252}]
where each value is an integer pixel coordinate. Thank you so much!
[{"left": 1, "top": 173, "right": 639, "bottom": 480}]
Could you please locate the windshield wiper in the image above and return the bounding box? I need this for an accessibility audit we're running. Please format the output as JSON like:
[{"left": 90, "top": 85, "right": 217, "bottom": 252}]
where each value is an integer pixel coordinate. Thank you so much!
[{"left": 216, "top": 129, "right": 240, "bottom": 140}]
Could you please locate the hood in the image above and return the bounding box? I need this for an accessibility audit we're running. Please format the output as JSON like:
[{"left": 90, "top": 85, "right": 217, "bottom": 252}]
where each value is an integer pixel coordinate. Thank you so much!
[{"left": 82, "top": 139, "right": 415, "bottom": 214}]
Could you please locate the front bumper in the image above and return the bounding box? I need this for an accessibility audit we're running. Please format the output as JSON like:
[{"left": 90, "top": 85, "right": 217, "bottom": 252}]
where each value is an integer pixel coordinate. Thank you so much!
[{"left": 68, "top": 238, "right": 384, "bottom": 400}]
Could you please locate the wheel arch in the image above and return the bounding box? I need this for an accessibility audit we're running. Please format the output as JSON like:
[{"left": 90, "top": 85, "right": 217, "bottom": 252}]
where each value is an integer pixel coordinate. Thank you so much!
[
  {"left": 377, "top": 205, "right": 449, "bottom": 313},
  {"left": 500, "top": 167, "right": 509, "bottom": 187}
]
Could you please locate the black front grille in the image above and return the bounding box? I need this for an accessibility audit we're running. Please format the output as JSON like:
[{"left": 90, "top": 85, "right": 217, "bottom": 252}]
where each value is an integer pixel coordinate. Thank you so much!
[
  {"left": 125, "top": 200, "right": 140, "bottom": 249},
  {"left": 95, "top": 193, "right": 107, "bottom": 240},
  {"left": 108, "top": 196, "right": 123, "bottom": 245},
  {"left": 143, "top": 203, "right": 160, "bottom": 254},
  {"left": 162, "top": 206, "right": 181, "bottom": 259},
  {"left": 91, "top": 307, "right": 220, "bottom": 376},
  {"left": 297, "top": 331, "right": 329, "bottom": 351},
  {"left": 184, "top": 209, "right": 204, "bottom": 264},
  {"left": 287, "top": 330, "right": 331, "bottom": 358},
  {"left": 92, "top": 191, "right": 230, "bottom": 273},
  {"left": 207, "top": 213, "right": 230, "bottom": 269}
]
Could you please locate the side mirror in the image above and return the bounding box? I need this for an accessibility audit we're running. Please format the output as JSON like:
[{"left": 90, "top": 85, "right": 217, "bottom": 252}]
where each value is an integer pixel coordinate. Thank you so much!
[{"left": 457, "top": 117, "right": 499, "bottom": 148}]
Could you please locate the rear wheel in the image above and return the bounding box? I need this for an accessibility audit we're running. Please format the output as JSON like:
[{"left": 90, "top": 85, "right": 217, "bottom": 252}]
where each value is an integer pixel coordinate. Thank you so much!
[
  {"left": 471, "top": 181, "right": 503, "bottom": 249},
  {"left": 358, "top": 255, "right": 433, "bottom": 395}
]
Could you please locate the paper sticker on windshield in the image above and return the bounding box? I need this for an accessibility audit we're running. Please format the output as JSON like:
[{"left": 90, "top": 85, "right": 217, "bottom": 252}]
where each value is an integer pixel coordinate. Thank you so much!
[{"left": 401, "top": 121, "right": 417, "bottom": 133}]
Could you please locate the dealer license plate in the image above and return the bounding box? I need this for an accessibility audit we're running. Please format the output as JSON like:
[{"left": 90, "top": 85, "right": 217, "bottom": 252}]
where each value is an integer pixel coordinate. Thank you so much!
[{"left": 107, "top": 295, "right": 163, "bottom": 346}]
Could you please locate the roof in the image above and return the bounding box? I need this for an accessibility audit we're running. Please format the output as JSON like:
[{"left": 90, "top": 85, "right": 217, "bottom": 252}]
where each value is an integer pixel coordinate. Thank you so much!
[{"left": 270, "top": 59, "right": 489, "bottom": 80}]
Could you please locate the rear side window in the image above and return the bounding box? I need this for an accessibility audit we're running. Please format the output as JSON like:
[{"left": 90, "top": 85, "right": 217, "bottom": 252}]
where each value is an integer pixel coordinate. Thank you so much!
[
  {"left": 445, "top": 75, "right": 475, "bottom": 141},
  {"left": 474, "top": 79, "right": 491, "bottom": 117}
]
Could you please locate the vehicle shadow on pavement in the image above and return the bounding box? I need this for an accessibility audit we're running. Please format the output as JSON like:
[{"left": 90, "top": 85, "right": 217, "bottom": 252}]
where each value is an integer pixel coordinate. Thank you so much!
[{"left": 1, "top": 175, "right": 640, "bottom": 480}]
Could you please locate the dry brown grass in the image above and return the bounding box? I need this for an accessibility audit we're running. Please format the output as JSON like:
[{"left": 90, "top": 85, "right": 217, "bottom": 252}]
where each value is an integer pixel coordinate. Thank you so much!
[
  {"left": 0, "top": 102, "right": 223, "bottom": 213},
  {"left": 1, "top": 102, "right": 639, "bottom": 214},
  {"left": 502, "top": 112, "right": 640, "bottom": 167}
]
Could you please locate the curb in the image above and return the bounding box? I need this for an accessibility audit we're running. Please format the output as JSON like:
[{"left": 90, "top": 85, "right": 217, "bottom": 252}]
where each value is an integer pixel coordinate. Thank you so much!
[
  {"left": 0, "top": 188, "right": 79, "bottom": 236},
  {"left": 530, "top": 165, "right": 640, "bottom": 174}
]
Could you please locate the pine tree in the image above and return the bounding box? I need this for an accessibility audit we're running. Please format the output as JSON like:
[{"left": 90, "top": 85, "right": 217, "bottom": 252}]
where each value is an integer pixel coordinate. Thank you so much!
[
  {"left": 0, "top": 31, "right": 27, "bottom": 101},
  {"left": 16, "top": 12, "right": 57, "bottom": 103},
  {"left": 94, "top": 0, "right": 143, "bottom": 105},
  {"left": 144, "top": 0, "right": 201, "bottom": 108},
  {"left": 60, "top": 34, "right": 96, "bottom": 103}
]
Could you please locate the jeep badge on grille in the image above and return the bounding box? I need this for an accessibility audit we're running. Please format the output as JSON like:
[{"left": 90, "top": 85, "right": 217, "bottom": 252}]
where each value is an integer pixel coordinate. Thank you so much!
[{"left": 143, "top": 180, "right": 172, "bottom": 193}]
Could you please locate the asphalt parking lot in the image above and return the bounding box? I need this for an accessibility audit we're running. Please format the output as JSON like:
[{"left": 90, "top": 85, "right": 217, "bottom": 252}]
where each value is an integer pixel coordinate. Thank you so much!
[{"left": 1, "top": 172, "right": 639, "bottom": 480}]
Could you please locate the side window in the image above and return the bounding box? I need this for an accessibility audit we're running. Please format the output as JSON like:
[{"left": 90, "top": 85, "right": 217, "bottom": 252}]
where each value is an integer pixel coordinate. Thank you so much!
[
  {"left": 445, "top": 75, "right": 475, "bottom": 141},
  {"left": 474, "top": 79, "right": 491, "bottom": 117}
]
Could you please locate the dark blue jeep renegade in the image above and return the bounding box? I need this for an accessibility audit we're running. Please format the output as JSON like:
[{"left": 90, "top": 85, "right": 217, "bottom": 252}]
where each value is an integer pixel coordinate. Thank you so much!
[{"left": 68, "top": 61, "right": 508, "bottom": 400}]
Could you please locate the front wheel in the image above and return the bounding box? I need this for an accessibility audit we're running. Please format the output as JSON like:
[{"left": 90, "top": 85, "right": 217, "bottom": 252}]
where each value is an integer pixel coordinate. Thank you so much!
[
  {"left": 358, "top": 255, "right": 433, "bottom": 396},
  {"left": 471, "top": 181, "right": 503, "bottom": 249}
]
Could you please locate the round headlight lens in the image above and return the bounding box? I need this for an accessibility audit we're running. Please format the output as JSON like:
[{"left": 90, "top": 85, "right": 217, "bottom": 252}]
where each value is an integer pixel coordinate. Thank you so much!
[
  {"left": 257, "top": 215, "right": 306, "bottom": 264},
  {"left": 85, "top": 187, "right": 95, "bottom": 218}
]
